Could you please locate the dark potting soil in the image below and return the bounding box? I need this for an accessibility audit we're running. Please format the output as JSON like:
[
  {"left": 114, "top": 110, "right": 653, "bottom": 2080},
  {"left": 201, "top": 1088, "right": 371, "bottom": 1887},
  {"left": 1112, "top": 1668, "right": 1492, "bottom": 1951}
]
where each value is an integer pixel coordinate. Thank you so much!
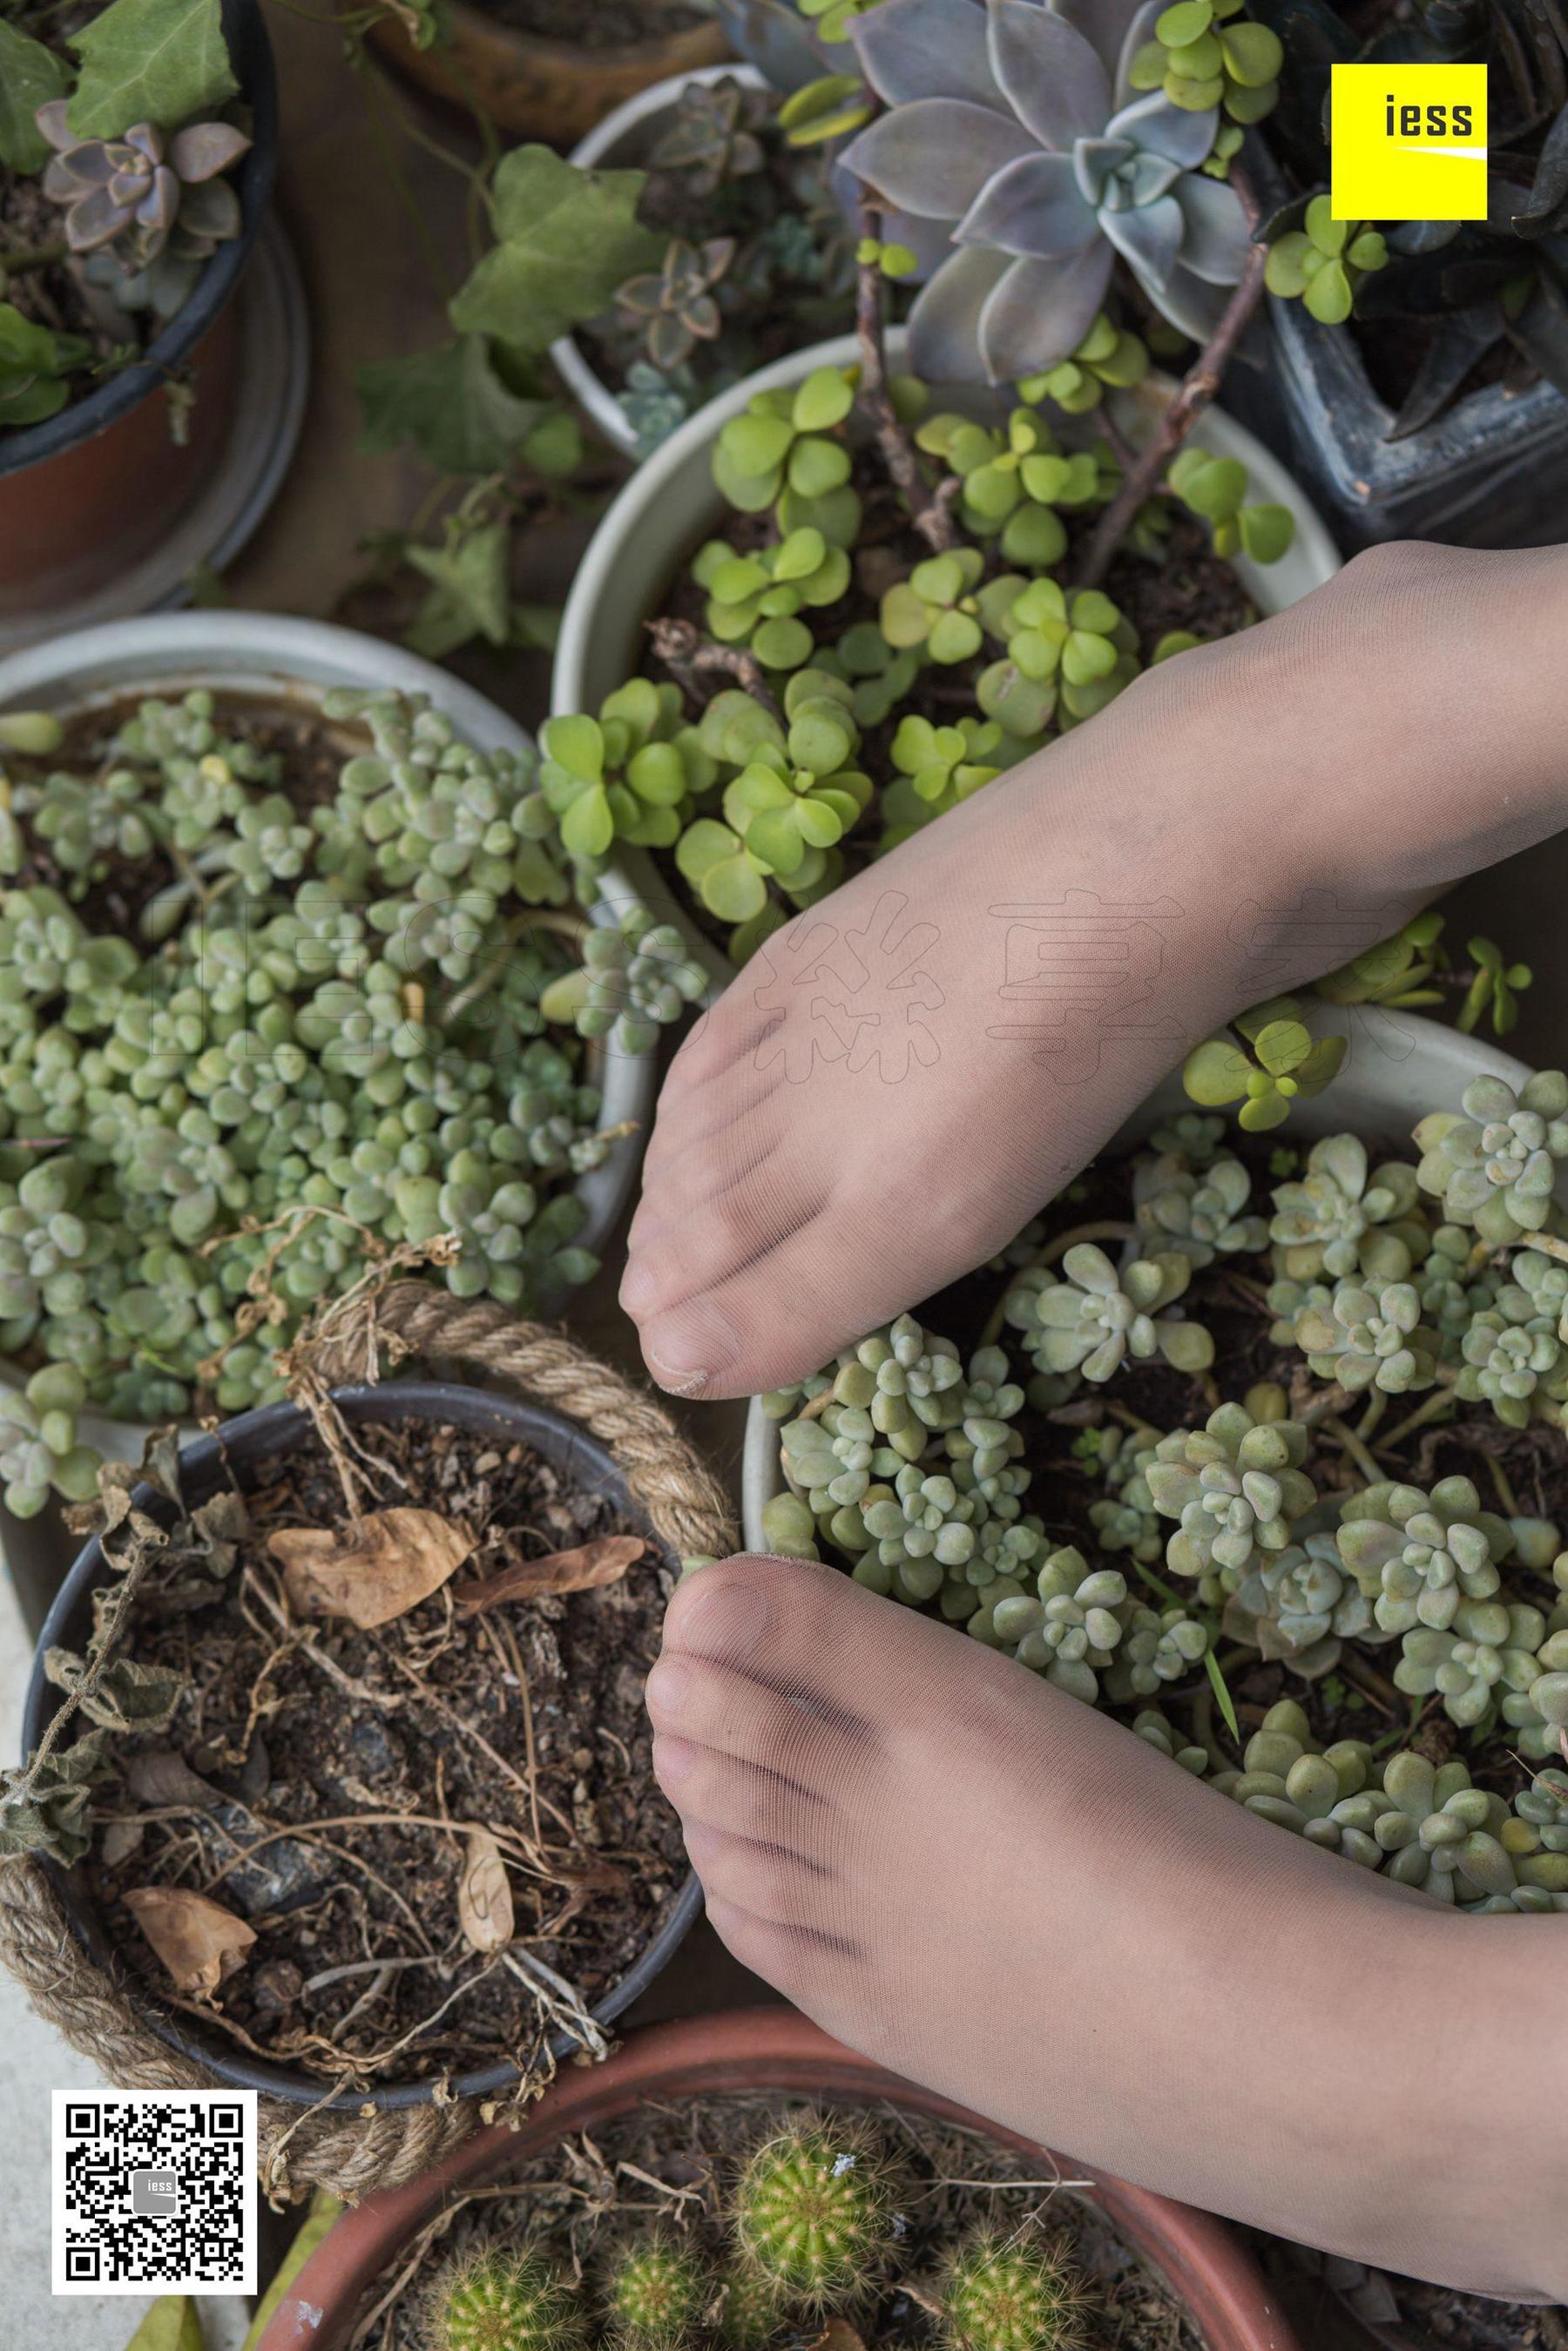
[
  {"left": 367, "top": 2091, "right": 1200, "bottom": 2351},
  {"left": 1254, "top": 2233, "right": 1568, "bottom": 2351},
  {"left": 468, "top": 0, "right": 710, "bottom": 47},
  {"left": 1353, "top": 311, "right": 1530, "bottom": 424},
  {"left": 82, "top": 1415, "right": 687, "bottom": 2091}
]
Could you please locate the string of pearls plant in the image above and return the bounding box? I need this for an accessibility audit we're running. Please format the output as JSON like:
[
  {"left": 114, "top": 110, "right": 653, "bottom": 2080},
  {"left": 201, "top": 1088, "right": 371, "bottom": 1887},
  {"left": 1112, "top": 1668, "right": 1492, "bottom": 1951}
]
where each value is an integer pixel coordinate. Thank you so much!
[
  {"left": 756, "top": 1080, "right": 1568, "bottom": 1916},
  {"left": 0, "top": 688, "right": 706, "bottom": 1514}
]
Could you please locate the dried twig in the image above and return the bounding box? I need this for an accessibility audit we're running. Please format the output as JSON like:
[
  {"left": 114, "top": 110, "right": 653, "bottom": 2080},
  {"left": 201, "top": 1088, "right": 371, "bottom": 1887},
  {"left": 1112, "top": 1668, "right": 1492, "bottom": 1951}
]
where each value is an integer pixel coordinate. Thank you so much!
[
  {"left": 1077, "top": 167, "right": 1268, "bottom": 591},
  {"left": 854, "top": 199, "right": 955, "bottom": 553},
  {"left": 645, "top": 618, "right": 782, "bottom": 723}
]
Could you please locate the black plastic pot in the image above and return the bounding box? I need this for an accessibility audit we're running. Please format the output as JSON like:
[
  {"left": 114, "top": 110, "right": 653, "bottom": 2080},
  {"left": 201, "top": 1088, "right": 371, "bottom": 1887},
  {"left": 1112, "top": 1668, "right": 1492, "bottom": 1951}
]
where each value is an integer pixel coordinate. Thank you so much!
[
  {"left": 0, "top": 0, "right": 279, "bottom": 613},
  {"left": 1247, "top": 290, "right": 1568, "bottom": 548},
  {"left": 21, "top": 1380, "right": 703, "bottom": 2114}
]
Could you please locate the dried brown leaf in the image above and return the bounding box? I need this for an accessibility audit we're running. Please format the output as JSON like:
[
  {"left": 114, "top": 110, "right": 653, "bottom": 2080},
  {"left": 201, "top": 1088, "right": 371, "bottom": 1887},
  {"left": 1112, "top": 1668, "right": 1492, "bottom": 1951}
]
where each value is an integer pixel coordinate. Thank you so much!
[
  {"left": 268, "top": 1506, "right": 472, "bottom": 1628},
  {"left": 452, "top": 1535, "right": 644, "bottom": 1611},
  {"left": 457, "top": 1827, "right": 514, "bottom": 1953},
  {"left": 809, "top": 2323, "right": 867, "bottom": 2351},
  {"left": 125, "top": 1748, "right": 219, "bottom": 1811},
  {"left": 124, "top": 1885, "right": 256, "bottom": 1996}
]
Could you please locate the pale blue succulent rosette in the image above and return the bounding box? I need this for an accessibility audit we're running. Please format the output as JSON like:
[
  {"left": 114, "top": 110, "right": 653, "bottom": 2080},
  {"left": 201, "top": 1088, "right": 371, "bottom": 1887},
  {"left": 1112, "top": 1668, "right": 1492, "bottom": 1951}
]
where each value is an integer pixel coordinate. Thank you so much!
[{"left": 838, "top": 0, "right": 1253, "bottom": 382}]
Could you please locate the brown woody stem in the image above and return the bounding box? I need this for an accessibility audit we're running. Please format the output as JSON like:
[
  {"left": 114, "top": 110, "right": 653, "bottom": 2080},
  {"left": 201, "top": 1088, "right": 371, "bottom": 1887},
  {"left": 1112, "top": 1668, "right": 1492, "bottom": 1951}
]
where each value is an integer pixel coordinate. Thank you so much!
[
  {"left": 854, "top": 199, "right": 955, "bottom": 554},
  {"left": 645, "top": 618, "right": 783, "bottom": 725},
  {"left": 1077, "top": 169, "right": 1267, "bottom": 591}
]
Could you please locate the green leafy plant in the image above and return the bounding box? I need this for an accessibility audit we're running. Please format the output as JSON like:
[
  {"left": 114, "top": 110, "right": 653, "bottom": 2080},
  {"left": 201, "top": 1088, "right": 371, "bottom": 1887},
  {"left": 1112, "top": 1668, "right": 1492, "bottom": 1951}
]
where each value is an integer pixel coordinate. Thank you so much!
[
  {"left": 1183, "top": 1000, "right": 1348, "bottom": 1132},
  {"left": 1125, "top": 0, "right": 1283, "bottom": 124},
  {"left": 1264, "top": 196, "right": 1389, "bottom": 326}
]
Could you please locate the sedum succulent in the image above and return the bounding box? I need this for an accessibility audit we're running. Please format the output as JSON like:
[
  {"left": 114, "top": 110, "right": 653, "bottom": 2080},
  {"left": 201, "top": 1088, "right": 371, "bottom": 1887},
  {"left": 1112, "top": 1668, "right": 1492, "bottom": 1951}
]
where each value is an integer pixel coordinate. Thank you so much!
[
  {"left": 1184, "top": 1000, "right": 1347, "bottom": 1133},
  {"left": 1394, "top": 1600, "right": 1547, "bottom": 1731},
  {"left": 541, "top": 902, "right": 707, "bottom": 1057},
  {"left": 1224, "top": 1531, "right": 1375, "bottom": 1675},
  {"left": 1086, "top": 1425, "right": 1166, "bottom": 1564},
  {"left": 970, "top": 1545, "right": 1128, "bottom": 1699},
  {"left": 1290, "top": 1275, "right": 1438, "bottom": 1396},
  {"left": 1268, "top": 1132, "right": 1425, "bottom": 1282},
  {"left": 1104, "top": 1599, "right": 1211, "bottom": 1699},
  {"left": 1414, "top": 1069, "right": 1568, "bottom": 1247},
  {"left": 1145, "top": 1402, "right": 1317, "bottom": 1601},
  {"left": 1132, "top": 1706, "right": 1209, "bottom": 1774},
  {"left": 616, "top": 236, "right": 735, "bottom": 374},
  {"left": 1024, "top": 1241, "right": 1213, "bottom": 1382},
  {"left": 1335, "top": 1476, "right": 1511, "bottom": 1637},
  {"left": 1134, "top": 1146, "right": 1265, "bottom": 1265},
  {"left": 1499, "top": 1633, "right": 1568, "bottom": 1760},
  {"left": 1370, "top": 1751, "right": 1520, "bottom": 1904},
  {"left": 36, "top": 102, "right": 252, "bottom": 319},
  {"left": 1453, "top": 1267, "right": 1568, "bottom": 1429},
  {"left": 841, "top": 0, "right": 1251, "bottom": 382}
]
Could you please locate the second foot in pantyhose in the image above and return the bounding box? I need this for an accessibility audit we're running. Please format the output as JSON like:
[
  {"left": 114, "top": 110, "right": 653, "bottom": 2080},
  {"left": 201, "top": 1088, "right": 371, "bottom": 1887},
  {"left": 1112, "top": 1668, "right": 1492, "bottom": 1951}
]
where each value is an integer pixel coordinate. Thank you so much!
[{"left": 647, "top": 1553, "right": 1568, "bottom": 2301}]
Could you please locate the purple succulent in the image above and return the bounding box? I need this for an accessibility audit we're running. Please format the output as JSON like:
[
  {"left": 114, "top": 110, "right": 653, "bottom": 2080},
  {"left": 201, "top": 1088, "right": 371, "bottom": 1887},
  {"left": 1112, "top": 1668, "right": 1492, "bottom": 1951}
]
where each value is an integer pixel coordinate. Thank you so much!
[
  {"left": 35, "top": 102, "right": 251, "bottom": 315},
  {"left": 840, "top": 0, "right": 1252, "bottom": 383}
]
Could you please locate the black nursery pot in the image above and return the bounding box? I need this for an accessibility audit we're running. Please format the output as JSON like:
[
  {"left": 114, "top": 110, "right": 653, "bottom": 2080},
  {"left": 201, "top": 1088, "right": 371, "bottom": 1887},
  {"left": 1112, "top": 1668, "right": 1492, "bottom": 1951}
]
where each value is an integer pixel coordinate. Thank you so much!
[
  {"left": 1252, "top": 291, "right": 1568, "bottom": 549},
  {"left": 0, "top": 0, "right": 278, "bottom": 619},
  {"left": 21, "top": 1382, "right": 703, "bottom": 2114}
]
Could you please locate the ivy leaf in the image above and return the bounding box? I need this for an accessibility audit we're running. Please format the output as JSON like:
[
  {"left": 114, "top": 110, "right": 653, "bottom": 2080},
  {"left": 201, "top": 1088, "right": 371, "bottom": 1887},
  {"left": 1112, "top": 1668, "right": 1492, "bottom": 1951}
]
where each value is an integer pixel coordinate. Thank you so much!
[
  {"left": 68, "top": 0, "right": 238, "bottom": 140},
  {"left": 449, "top": 145, "right": 661, "bottom": 355},
  {"left": 0, "top": 21, "right": 71, "bottom": 172},
  {"left": 404, "top": 519, "right": 512, "bottom": 656},
  {"left": 356, "top": 336, "right": 549, "bottom": 476}
]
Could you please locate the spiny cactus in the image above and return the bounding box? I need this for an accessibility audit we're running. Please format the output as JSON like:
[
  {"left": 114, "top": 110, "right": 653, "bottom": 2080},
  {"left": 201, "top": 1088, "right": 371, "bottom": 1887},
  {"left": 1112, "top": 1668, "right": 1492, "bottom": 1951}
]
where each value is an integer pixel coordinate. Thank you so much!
[
  {"left": 425, "top": 2247, "right": 583, "bottom": 2351},
  {"left": 733, "top": 2118, "right": 905, "bottom": 2307},
  {"left": 943, "top": 2230, "right": 1088, "bottom": 2351},
  {"left": 710, "top": 2265, "right": 783, "bottom": 2348},
  {"left": 605, "top": 2234, "right": 710, "bottom": 2348}
]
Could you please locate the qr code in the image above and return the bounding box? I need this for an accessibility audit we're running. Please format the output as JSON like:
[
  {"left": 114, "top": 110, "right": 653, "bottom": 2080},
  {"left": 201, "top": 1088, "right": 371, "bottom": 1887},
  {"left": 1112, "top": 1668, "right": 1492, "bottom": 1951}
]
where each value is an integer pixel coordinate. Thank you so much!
[{"left": 52, "top": 2090, "right": 258, "bottom": 2294}]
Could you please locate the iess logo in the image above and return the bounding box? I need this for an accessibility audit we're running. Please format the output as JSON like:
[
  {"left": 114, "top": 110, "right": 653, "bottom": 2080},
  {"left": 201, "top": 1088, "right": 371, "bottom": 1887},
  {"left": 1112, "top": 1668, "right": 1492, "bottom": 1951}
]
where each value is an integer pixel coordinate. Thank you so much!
[{"left": 1330, "top": 63, "right": 1488, "bottom": 221}]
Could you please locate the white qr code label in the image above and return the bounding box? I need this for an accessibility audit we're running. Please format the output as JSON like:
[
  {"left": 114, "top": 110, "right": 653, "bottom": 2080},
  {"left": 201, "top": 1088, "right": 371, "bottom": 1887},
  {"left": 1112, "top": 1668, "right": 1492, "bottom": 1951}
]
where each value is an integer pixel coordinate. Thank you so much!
[{"left": 52, "top": 2090, "right": 258, "bottom": 2294}]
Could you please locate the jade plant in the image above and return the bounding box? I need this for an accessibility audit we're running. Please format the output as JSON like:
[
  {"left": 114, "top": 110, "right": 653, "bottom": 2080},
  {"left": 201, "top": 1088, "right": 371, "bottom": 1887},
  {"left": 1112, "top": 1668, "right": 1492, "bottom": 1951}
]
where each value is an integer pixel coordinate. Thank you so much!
[
  {"left": 419, "top": 2110, "right": 1097, "bottom": 2351},
  {"left": 0, "top": 0, "right": 253, "bottom": 422},
  {"left": 0, "top": 686, "right": 703, "bottom": 1512},
  {"left": 760, "top": 1060, "right": 1568, "bottom": 1916}
]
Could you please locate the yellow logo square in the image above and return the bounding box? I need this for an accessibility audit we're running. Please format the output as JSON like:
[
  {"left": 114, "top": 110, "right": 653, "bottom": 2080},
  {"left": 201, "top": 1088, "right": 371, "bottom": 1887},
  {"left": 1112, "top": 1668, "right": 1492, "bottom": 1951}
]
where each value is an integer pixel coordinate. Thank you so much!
[{"left": 1329, "top": 62, "right": 1488, "bottom": 220}]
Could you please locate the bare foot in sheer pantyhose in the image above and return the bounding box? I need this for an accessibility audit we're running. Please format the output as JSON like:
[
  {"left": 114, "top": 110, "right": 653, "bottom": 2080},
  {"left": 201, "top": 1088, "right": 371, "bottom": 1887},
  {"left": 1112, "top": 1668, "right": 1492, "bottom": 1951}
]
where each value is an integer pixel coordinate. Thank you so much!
[
  {"left": 623, "top": 542, "right": 1568, "bottom": 1399},
  {"left": 648, "top": 1553, "right": 1568, "bottom": 2300}
]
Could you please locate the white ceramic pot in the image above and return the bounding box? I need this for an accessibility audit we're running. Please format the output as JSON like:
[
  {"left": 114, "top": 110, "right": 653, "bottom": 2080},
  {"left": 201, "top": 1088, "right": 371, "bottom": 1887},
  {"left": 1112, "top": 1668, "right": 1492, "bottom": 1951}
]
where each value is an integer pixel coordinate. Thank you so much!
[
  {"left": 551, "top": 65, "right": 769, "bottom": 461},
  {"left": 551, "top": 333, "right": 1345, "bottom": 993},
  {"left": 741, "top": 1013, "right": 1541, "bottom": 1551},
  {"left": 0, "top": 611, "right": 652, "bottom": 1473}
]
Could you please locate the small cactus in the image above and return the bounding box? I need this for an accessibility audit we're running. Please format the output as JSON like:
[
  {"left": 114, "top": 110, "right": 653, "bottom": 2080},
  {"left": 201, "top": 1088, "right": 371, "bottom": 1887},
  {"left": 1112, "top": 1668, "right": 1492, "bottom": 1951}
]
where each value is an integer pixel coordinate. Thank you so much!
[
  {"left": 711, "top": 2263, "right": 783, "bottom": 2348},
  {"left": 943, "top": 2232, "right": 1088, "bottom": 2351},
  {"left": 425, "top": 2247, "right": 583, "bottom": 2351},
  {"left": 733, "top": 2118, "right": 903, "bottom": 2308},
  {"left": 605, "top": 2234, "right": 709, "bottom": 2348}
]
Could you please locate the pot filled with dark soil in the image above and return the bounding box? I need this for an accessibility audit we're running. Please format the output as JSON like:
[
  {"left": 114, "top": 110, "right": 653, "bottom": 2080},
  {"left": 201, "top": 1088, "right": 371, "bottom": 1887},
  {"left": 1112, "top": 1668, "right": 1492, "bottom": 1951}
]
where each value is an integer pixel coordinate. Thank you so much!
[
  {"left": 368, "top": 0, "right": 730, "bottom": 152},
  {"left": 0, "top": 0, "right": 277, "bottom": 621},
  {"left": 0, "top": 1286, "right": 735, "bottom": 2197},
  {"left": 253, "top": 2009, "right": 1298, "bottom": 2351}
]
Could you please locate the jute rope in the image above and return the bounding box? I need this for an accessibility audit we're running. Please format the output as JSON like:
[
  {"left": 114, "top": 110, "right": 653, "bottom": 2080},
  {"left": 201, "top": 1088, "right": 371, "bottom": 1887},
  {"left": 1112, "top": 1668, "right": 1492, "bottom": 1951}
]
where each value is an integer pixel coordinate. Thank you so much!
[{"left": 0, "top": 1284, "right": 738, "bottom": 2202}]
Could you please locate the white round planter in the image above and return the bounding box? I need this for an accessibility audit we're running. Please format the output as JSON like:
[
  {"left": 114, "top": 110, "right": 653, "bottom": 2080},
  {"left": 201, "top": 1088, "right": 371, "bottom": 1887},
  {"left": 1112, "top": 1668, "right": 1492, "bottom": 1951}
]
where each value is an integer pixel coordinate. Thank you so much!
[
  {"left": 551, "top": 64, "right": 769, "bottom": 461},
  {"left": 0, "top": 611, "right": 652, "bottom": 1473},
  {"left": 551, "top": 333, "right": 1345, "bottom": 994},
  {"left": 741, "top": 1013, "right": 1543, "bottom": 1552}
]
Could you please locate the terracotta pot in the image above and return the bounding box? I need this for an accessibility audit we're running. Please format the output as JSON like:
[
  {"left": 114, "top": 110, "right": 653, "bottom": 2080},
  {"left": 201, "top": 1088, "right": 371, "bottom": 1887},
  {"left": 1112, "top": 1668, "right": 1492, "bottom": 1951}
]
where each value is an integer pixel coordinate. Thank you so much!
[
  {"left": 368, "top": 0, "right": 731, "bottom": 146},
  {"left": 255, "top": 2008, "right": 1301, "bottom": 2351},
  {"left": 0, "top": 0, "right": 277, "bottom": 619}
]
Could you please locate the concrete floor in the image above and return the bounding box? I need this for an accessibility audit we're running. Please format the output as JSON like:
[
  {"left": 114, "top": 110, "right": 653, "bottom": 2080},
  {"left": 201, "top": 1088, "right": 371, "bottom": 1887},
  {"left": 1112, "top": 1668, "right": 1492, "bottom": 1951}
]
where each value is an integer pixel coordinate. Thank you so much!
[{"left": 2, "top": 10, "right": 1564, "bottom": 2342}]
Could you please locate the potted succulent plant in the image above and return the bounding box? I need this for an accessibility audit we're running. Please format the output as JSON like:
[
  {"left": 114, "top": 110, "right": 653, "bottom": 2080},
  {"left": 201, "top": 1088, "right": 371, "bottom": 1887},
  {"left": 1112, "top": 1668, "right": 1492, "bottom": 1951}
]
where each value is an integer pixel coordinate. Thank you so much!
[
  {"left": 742, "top": 1002, "right": 1568, "bottom": 1917},
  {"left": 547, "top": 328, "right": 1339, "bottom": 992},
  {"left": 366, "top": 0, "right": 731, "bottom": 150},
  {"left": 551, "top": 66, "right": 878, "bottom": 459},
  {"left": 0, "top": 1286, "right": 735, "bottom": 2196},
  {"left": 1236, "top": 0, "right": 1568, "bottom": 547},
  {"left": 252, "top": 2010, "right": 1297, "bottom": 2351},
  {"left": 0, "top": 611, "right": 706, "bottom": 1621},
  {"left": 0, "top": 0, "right": 278, "bottom": 624}
]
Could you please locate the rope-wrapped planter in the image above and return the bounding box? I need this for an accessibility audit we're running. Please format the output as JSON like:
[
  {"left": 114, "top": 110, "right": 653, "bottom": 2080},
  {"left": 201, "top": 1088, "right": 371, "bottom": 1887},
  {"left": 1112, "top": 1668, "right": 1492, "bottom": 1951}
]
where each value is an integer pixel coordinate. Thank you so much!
[{"left": 0, "top": 1286, "right": 737, "bottom": 2202}]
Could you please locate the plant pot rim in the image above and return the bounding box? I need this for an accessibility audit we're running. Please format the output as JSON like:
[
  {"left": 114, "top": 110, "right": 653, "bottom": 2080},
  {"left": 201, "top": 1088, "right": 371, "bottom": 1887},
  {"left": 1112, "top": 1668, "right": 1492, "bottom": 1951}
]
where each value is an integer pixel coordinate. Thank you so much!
[
  {"left": 0, "top": 609, "right": 652, "bottom": 1464},
  {"left": 434, "top": 0, "right": 733, "bottom": 65},
  {"left": 743, "top": 1005, "right": 1539, "bottom": 1689},
  {"left": 20, "top": 1376, "right": 703, "bottom": 2111},
  {"left": 550, "top": 62, "right": 770, "bottom": 460},
  {"left": 550, "top": 331, "right": 1343, "bottom": 990},
  {"left": 254, "top": 2006, "right": 1301, "bottom": 2351},
  {"left": 0, "top": 0, "right": 278, "bottom": 481}
]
